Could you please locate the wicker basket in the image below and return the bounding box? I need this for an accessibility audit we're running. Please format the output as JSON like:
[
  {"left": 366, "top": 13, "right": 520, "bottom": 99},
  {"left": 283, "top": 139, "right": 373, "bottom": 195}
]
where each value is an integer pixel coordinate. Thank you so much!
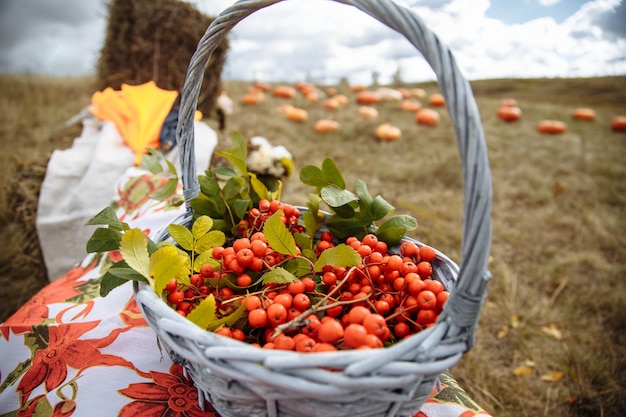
[{"left": 134, "top": 0, "right": 493, "bottom": 416}]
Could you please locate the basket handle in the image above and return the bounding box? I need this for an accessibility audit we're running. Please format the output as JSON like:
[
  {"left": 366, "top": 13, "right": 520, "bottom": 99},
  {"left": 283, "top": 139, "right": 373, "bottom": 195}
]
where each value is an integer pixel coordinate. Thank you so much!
[{"left": 176, "top": 0, "right": 492, "bottom": 298}]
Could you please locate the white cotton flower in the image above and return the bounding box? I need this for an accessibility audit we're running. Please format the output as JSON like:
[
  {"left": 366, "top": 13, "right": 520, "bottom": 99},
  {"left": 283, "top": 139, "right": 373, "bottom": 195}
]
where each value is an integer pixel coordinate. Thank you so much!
[{"left": 246, "top": 136, "right": 294, "bottom": 178}]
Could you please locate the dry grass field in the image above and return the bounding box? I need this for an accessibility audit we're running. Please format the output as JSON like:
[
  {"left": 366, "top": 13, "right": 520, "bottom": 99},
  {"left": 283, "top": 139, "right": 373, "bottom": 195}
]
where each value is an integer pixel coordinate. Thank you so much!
[{"left": 1, "top": 74, "right": 625, "bottom": 417}]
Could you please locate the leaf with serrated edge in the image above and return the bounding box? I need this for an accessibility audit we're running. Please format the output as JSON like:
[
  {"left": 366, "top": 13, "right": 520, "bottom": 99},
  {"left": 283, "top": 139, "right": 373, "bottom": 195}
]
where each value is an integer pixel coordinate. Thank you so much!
[
  {"left": 151, "top": 246, "right": 189, "bottom": 296},
  {"left": 119, "top": 229, "right": 151, "bottom": 280},
  {"left": 186, "top": 294, "right": 218, "bottom": 330},
  {"left": 262, "top": 267, "right": 298, "bottom": 285},
  {"left": 193, "top": 250, "right": 221, "bottom": 272},
  {"left": 196, "top": 230, "right": 226, "bottom": 253},
  {"left": 192, "top": 216, "right": 213, "bottom": 239},
  {"left": 314, "top": 244, "right": 361, "bottom": 272},
  {"left": 168, "top": 223, "right": 194, "bottom": 251},
  {"left": 264, "top": 211, "right": 297, "bottom": 256}
]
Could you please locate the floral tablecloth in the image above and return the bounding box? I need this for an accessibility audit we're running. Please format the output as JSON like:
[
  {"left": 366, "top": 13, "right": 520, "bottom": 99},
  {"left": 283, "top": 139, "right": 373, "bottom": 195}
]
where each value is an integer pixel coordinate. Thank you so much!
[{"left": 0, "top": 167, "right": 492, "bottom": 417}]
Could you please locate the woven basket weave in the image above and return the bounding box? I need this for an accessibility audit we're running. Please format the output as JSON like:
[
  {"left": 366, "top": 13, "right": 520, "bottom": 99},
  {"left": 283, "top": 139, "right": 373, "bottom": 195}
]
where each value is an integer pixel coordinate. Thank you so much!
[{"left": 134, "top": 0, "right": 493, "bottom": 416}]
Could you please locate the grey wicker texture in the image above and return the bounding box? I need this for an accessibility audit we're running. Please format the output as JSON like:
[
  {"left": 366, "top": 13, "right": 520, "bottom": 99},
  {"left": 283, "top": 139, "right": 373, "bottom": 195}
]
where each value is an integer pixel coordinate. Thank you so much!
[{"left": 134, "top": 0, "right": 493, "bottom": 416}]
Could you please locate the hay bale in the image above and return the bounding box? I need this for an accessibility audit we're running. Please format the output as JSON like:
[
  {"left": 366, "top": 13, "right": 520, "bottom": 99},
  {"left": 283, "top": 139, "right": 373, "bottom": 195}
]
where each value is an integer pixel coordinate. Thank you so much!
[{"left": 96, "top": 0, "right": 229, "bottom": 118}]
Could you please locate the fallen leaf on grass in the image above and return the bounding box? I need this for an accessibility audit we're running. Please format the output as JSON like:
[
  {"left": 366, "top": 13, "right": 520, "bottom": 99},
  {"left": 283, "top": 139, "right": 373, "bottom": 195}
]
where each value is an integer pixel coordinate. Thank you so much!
[
  {"left": 513, "top": 365, "right": 534, "bottom": 376},
  {"left": 540, "top": 324, "right": 563, "bottom": 340},
  {"left": 496, "top": 325, "right": 508, "bottom": 339},
  {"left": 510, "top": 315, "right": 519, "bottom": 329},
  {"left": 541, "top": 371, "right": 564, "bottom": 382}
]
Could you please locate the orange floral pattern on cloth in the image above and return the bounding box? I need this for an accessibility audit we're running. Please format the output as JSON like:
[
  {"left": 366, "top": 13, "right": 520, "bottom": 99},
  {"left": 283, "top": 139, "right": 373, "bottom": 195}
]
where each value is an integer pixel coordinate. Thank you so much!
[
  {"left": 0, "top": 167, "right": 493, "bottom": 417},
  {"left": 119, "top": 364, "right": 216, "bottom": 417}
]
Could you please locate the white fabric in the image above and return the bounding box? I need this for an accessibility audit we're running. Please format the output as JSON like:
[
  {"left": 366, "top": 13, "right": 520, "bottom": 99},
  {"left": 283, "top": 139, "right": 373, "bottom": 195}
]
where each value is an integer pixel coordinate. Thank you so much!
[{"left": 36, "top": 116, "right": 218, "bottom": 282}]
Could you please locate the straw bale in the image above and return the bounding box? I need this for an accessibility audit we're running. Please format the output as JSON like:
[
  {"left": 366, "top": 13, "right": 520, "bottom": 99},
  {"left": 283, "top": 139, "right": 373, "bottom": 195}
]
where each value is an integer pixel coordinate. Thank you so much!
[{"left": 96, "top": 0, "right": 229, "bottom": 117}]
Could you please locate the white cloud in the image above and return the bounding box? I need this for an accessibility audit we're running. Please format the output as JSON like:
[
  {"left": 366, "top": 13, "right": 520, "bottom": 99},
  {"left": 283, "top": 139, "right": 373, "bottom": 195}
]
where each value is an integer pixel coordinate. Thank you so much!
[{"left": 0, "top": 0, "right": 624, "bottom": 83}]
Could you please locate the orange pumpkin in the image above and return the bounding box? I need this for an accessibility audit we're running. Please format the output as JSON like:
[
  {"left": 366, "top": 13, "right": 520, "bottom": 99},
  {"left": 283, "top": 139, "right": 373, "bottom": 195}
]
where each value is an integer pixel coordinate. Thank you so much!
[
  {"left": 375, "top": 123, "right": 402, "bottom": 141},
  {"left": 285, "top": 107, "right": 308, "bottom": 122},
  {"left": 314, "top": 119, "right": 340, "bottom": 133},
  {"left": 611, "top": 115, "right": 626, "bottom": 132},
  {"left": 326, "top": 87, "right": 337, "bottom": 97},
  {"left": 358, "top": 106, "right": 379, "bottom": 119},
  {"left": 350, "top": 84, "right": 366, "bottom": 92},
  {"left": 322, "top": 98, "right": 341, "bottom": 110},
  {"left": 334, "top": 95, "right": 349, "bottom": 106},
  {"left": 241, "top": 92, "right": 263, "bottom": 105},
  {"left": 537, "top": 120, "right": 567, "bottom": 134},
  {"left": 428, "top": 93, "right": 445, "bottom": 107},
  {"left": 273, "top": 85, "right": 296, "bottom": 99},
  {"left": 415, "top": 108, "right": 440, "bottom": 126},
  {"left": 572, "top": 108, "right": 596, "bottom": 121},
  {"left": 399, "top": 99, "right": 422, "bottom": 113},
  {"left": 253, "top": 82, "right": 271, "bottom": 92},
  {"left": 356, "top": 90, "right": 380, "bottom": 105},
  {"left": 500, "top": 98, "right": 518, "bottom": 107},
  {"left": 497, "top": 106, "right": 522, "bottom": 122}
]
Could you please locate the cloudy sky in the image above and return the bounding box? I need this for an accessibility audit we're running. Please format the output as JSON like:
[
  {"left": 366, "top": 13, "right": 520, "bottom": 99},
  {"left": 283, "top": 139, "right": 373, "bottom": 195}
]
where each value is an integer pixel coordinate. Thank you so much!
[{"left": 0, "top": 0, "right": 624, "bottom": 85}]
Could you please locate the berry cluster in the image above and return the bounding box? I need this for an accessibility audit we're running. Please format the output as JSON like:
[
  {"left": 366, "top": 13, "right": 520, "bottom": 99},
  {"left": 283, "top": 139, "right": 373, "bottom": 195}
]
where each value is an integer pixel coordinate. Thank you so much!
[{"left": 163, "top": 199, "right": 449, "bottom": 351}]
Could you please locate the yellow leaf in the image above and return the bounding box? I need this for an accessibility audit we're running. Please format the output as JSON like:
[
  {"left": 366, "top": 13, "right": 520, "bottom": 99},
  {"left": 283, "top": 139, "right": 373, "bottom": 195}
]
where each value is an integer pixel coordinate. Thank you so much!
[
  {"left": 151, "top": 246, "right": 190, "bottom": 296},
  {"left": 540, "top": 323, "right": 563, "bottom": 340},
  {"left": 496, "top": 324, "right": 509, "bottom": 339},
  {"left": 510, "top": 314, "right": 519, "bottom": 329},
  {"left": 541, "top": 371, "right": 564, "bottom": 382},
  {"left": 119, "top": 229, "right": 151, "bottom": 280},
  {"left": 513, "top": 365, "right": 534, "bottom": 376}
]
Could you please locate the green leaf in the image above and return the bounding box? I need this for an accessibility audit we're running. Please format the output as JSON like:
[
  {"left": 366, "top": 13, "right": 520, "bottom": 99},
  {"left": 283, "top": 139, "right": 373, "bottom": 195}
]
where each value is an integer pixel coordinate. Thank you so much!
[
  {"left": 322, "top": 157, "right": 346, "bottom": 189},
  {"left": 216, "top": 131, "right": 248, "bottom": 176},
  {"left": 299, "top": 165, "right": 327, "bottom": 187},
  {"left": 325, "top": 216, "right": 366, "bottom": 240},
  {"left": 151, "top": 246, "right": 190, "bottom": 295},
  {"left": 186, "top": 294, "right": 218, "bottom": 330},
  {"left": 232, "top": 199, "right": 251, "bottom": 220},
  {"left": 314, "top": 244, "right": 361, "bottom": 272},
  {"left": 223, "top": 176, "right": 246, "bottom": 200},
  {"left": 199, "top": 175, "right": 221, "bottom": 198},
  {"left": 354, "top": 179, "right": 373, "bottom": 205},
  {"left": 165, "top": 157, "right": 178, "bottom": 177},
  {"left": 149, "top": 178, "right": 178, "bottom": 201},
  {"left": 99, "top": 271, "right": 132, "bottom": 297},
  {"left": 250, "top": 172, "right": 271, "bottom": 201},
  {"left": 193, "top": 250, "right": 221, "bottom": 272},
  {"left": 190, "top": 195, "right": 224, "bottom": 218},
  {"left": 294, "top": 232, "right": 312, "bottom": 252},
  {"left": 195, "top": 230, "right": 226, "bottom": 253},
  {"left": 262, "top": 267, "right": 298, "bottom": 285},
  {"left": 99, "top": 261, "right": 148, "bottom": 297},
  {"left": 215, "top": 166, "right": 238, "bottom": 179},
  {"left": 85, "top": 206, "right": 125, "bottom": 230},
  {"left": 141, "top": 152, "right": 164, "bottom": 174},
  {"left": 376, "top": 215, "right": 418, "bottom": 246},
  {"left": 371, "top": 195, "right": 395, "bottom": 220},
  {"left": 264, "top": 211, "right": 298, "bottom": 256},
  {"left": 119, "top": 229, "right": 151, "bottom": 279},
  {"left": 86, "top": 227, "right": 122, "bottom": 253},
  {"left": 168, "top": 224, "right": 194, "bottom": 251},
  {"left": 282, "top": 258, "right": 313, "bottom": 277},
  {"left": 320, "top": 187, "right": 358, "bottom": 208},
  {"left": 302, "top": 211, "right": 323, "bottom": 239},
  {"left": 192, "top": 216, "right": 213, "bottom": 239},
  {"left": 377, "top": 214, "right": 418, "bottom": 233}
]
